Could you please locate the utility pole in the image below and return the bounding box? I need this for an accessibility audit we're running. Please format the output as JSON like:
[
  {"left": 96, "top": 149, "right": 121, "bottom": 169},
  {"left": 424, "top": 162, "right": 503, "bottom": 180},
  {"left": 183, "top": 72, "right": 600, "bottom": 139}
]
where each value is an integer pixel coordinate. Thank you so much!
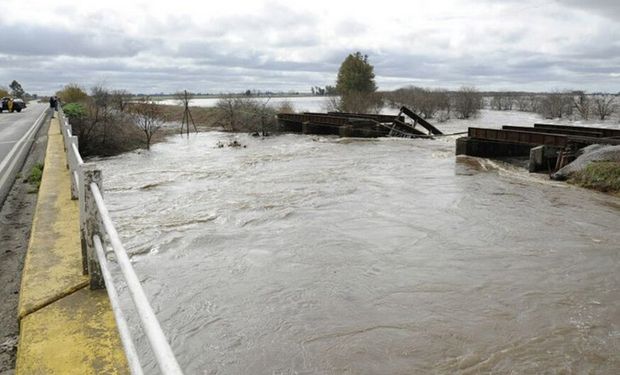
[{"left": 179, "top": 90, "right": 197, "bottom": 136}]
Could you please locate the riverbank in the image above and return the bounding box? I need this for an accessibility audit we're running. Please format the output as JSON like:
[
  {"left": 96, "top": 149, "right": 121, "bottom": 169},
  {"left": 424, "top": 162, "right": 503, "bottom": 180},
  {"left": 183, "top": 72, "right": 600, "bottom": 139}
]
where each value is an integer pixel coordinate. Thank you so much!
[
  {"left": 157, "top": 104, "right": 219, "bottom": 131},
  {"left": 569, "top": 161, "right": 620, "bottom": 195}
]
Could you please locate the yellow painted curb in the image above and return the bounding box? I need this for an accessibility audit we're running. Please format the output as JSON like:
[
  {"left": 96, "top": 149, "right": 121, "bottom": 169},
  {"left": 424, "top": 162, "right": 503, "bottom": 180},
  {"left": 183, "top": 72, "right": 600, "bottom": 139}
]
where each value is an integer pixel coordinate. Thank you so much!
[
  {"left": 16, "top": 115, "right": 128, "bottom": 374},
  {"left": 18, "top": 116, "right": 89, "bottom": 319},
  {"left": 16, "top": 287, "right": 128, "bottom": 375}
]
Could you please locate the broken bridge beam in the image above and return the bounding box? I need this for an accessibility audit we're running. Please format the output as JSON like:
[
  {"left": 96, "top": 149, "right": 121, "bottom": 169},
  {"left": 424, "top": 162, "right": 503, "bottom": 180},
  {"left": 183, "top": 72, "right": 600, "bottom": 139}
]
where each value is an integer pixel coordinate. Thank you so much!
[{"left": 400, "top": 106, "right": 443, "bottom": 135}]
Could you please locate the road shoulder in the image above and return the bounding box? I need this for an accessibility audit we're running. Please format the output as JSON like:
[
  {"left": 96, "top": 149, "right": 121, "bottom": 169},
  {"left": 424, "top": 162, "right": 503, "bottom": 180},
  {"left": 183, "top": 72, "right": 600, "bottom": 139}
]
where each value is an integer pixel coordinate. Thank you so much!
[{"left": 0, "top": 118, "right": 49, "bottom": 374}]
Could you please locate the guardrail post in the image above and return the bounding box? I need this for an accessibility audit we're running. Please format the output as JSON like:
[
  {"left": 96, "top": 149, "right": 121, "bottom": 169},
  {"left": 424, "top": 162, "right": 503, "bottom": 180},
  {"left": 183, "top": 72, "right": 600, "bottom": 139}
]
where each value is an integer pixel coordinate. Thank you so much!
[
  {"left": 70, "top": 136, "right": 80, "bottom": 200},
  {"left": 81, "top": 166, "right": 105, "bottom": 289},
  {"left": 65, "top": 125, "right": 72, "bottom": 158},
  {"left": 62, "top": 122, "right": 68, "bottom": 152}
]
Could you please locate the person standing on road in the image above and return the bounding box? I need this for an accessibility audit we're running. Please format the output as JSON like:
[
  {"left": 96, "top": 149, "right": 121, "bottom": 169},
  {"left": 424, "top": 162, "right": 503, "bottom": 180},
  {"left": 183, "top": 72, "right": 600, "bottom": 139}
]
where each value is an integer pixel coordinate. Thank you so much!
[
  {"left": 54, "top": 96, "right": 59, "bottom": 111},
  {"left": 49, "top": 96, "right": 56, "bottom": 109},
  {"left": 7, "top": 97, "right": 13, "bottom": 112}
]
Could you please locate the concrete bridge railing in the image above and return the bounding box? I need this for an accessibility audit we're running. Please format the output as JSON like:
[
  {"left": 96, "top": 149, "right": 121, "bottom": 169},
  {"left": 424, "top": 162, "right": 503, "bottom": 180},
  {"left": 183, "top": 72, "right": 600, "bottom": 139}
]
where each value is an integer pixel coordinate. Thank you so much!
[{"left": 58, "top": 107, "right": 184, "bottom": 375}]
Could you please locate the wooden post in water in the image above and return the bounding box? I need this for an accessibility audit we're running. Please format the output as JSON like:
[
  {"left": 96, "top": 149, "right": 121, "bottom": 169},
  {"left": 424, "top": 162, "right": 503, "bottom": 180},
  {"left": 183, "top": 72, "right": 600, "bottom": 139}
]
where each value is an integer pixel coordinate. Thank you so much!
[{"left": 179, "top": 90, "right": 197, "bottom": 136}]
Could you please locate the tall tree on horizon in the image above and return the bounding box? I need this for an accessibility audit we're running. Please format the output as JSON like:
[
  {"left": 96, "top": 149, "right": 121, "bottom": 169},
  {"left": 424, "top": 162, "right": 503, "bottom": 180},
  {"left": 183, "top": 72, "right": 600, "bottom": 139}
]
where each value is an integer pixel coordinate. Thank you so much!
[
  {"left": 336, "top": 52, "right": 377, "bottom": 95},
  {"left": 333, "top": 52, "right": 381, "bottom": 113}
]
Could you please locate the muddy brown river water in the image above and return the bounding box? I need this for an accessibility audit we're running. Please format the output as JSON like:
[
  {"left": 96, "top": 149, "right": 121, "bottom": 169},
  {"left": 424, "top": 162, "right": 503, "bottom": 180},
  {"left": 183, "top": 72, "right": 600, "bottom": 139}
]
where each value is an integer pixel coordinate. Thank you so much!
[{"left": 99, "top": 132, "right": 620, "bottom": 374}]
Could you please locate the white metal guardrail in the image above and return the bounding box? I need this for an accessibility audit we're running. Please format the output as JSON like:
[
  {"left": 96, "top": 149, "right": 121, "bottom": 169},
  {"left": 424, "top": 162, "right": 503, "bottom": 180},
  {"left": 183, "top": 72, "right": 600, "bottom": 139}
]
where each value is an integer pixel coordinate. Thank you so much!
[{"left": 58, "top": 107, "right": 183, "bottom": 375}]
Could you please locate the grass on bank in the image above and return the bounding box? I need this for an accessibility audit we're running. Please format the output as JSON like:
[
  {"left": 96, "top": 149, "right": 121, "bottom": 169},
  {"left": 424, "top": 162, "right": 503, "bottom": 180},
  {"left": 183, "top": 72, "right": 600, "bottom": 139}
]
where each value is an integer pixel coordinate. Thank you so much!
[
  {"left": 26, "top": 162, "right": 44, "bottom": 193},
  {"left": 568, "top": 161, "right": 620, "bottom": 195}
]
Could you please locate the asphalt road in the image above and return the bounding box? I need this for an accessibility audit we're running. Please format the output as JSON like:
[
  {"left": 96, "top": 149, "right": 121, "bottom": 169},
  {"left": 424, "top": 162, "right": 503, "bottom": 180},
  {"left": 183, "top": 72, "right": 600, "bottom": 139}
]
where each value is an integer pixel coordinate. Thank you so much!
[
  {"left": 0, "top": 102, "right": 48, "bottom": 206},
  {"left": 0, "top": 103, "right": 47, "bottom": 162}
]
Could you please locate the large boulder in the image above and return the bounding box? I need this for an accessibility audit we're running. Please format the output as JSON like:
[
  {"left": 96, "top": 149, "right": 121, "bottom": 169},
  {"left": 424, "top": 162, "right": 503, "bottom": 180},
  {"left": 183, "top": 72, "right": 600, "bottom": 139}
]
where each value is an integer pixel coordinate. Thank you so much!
[{"left": 552, "top": 144, "right": 620, "bottom": 180}]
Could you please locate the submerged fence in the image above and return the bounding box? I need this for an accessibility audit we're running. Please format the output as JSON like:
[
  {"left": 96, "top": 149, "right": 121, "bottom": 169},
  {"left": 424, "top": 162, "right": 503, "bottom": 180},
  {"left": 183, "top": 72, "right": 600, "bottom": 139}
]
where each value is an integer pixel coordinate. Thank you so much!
[{"left": 58, "top": 107, "right": 184, "bottom": 375}]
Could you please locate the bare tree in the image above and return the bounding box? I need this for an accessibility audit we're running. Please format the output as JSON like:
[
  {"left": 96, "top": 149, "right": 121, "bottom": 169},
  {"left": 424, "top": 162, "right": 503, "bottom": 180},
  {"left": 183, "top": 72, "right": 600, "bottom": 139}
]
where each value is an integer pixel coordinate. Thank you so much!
[
  {"left": 253, "top": 97, "right": 278, "bottom": 136},
  {"left": 276, "top": 100, "right": 295, "bottom": 114},
  {"left": 490, "top": 93, "right": 515, "bottom": 111},
  {"left": 215, "top": 95, "right": 242, "bottom": 131},
  {"left": 67, "top": 94, "right": 143, "bottom": 156},
  {"left": 215, "top": 96, "right": 278, "bottom": 133},
  {"left": 592, "top": 94, "right": 616, "bottom": 120},
  {"left": 332, "top": 91, "right": 383, "bottom": 114},
  {"left": 90, "top": 85, "right": 114, "bottom": 145},
  {"left": 385, "top": 86, "right": 450, "bottom": 119},
  {"left": 453, "top": 86, "right": 482, "bottom": 119},
  {"left": 324, "top": 96, "right": 341, "bottom": 112},
  {"left": 111, "top": 89, "right": 131, "bottom": 112},
  {"left": 129, "top": 97, "right": 164, "bottom": 150},
  {"left": 573, "top": 91, "right": 591, "bottom": 120},
  {"left": 540, "top": 91, "right": 573, "bottom": 119},
  {"left": 515, "top": 94, "right": 537, "bottom": 112}
]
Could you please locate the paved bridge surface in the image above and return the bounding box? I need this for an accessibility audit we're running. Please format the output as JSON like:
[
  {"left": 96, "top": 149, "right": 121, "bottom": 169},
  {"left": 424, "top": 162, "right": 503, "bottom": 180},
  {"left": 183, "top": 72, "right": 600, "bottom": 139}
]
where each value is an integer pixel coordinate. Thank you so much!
[{"left": 0, "top": 103, "right": 48, "bottom": 206}]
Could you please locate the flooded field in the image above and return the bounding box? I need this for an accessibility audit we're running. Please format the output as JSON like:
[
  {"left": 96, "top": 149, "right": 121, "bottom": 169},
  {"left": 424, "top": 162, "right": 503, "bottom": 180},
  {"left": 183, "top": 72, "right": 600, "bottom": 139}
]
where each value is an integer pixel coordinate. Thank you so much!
[
  {"left": 158, "top": 96, "right": 331, "bottom": 113},
  {"left": 99, "top": 114, "right": 620, "bottom": 373}
]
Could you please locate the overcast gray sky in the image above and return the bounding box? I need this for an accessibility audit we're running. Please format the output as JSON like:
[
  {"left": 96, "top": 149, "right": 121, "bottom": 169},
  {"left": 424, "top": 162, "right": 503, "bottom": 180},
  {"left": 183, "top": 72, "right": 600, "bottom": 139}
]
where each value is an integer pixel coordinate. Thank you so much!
[{"left": 1, "top": 0, "right": 619, "bottom": 95}]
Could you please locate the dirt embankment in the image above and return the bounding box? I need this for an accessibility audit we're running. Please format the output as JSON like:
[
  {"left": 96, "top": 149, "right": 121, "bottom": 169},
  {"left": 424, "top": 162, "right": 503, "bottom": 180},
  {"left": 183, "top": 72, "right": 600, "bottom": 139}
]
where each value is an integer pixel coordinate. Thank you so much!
[
  {"left": 552, "top": 145, "right": 620, "bottom": 195},
  {"left": 0, "top": 120, "right": 49, "bottom": 374}
]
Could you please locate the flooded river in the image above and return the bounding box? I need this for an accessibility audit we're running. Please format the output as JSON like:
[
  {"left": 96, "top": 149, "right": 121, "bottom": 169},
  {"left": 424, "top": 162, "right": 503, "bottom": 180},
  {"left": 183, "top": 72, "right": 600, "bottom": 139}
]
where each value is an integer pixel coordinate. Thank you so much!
[{"left": 99, "top": 130, "right": 620, "bottom": 374}]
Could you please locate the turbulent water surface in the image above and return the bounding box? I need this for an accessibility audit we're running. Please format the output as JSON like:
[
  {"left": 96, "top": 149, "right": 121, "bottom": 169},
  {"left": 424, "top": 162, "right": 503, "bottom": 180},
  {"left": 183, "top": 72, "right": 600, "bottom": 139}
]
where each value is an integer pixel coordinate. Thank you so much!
[{"left": 99, "top": 126, "right": 620, "bottom": 374}]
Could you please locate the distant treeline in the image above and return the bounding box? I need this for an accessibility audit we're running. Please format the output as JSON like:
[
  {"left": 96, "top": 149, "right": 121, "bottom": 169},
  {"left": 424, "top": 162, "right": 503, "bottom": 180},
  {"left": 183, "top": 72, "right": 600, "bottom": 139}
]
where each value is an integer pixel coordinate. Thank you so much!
[{"left": 384, "top": 87, "right": 618, "bottom": 121}]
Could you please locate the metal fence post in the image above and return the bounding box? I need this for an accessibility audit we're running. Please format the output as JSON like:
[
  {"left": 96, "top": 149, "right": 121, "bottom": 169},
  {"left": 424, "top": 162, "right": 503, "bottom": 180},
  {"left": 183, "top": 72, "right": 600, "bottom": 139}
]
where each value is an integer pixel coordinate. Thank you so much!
[
  {"left": 81, "top": 166, "right": 105, "bottom": 289},
  {"left": 70, "top": 136, "right": 80, "bottom": 200},
  {"left": 79, "top": 166, "right": 88, "bottom": 276},
  {"left": 63, "top": 124, "right": 70, "bottom": 164}
]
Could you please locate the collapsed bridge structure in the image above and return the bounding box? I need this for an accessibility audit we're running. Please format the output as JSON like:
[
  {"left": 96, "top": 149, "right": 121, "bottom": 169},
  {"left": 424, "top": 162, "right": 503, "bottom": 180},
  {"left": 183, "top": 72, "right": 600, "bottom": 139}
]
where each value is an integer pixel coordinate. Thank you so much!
[
  {"left": 456, "top": 123, "right": 620, "bottom": 172},
  {"left": 276, "top": 106, "right": 443, "bottom": 139}
]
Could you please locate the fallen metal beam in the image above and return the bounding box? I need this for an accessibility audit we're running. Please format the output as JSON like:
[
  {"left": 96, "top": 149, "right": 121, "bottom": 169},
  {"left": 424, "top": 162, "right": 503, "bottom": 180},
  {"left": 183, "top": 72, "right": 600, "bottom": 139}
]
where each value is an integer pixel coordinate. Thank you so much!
[{"left": 400, "top": 106, "right": 443, "bottom": 135}]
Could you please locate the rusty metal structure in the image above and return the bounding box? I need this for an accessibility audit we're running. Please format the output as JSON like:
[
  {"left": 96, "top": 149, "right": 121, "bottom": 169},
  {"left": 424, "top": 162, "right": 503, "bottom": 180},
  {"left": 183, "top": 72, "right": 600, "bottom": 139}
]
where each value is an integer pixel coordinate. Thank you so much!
[
  {"left": 534, "top": 123, "right": 620, "bottom": 139},
  {"left": 468, "top": 128, "right": 568, "bottom": 147},
  {"left": 501, "top": 126, "right": 603, "bottom": 138},
  {"left": 398, "top": 106, "right": 443, "bottom": 135},
  {"left": 458, "top": 123, "right": 620, "bottom": 173},
  {"left": 276, "top": 106, "right": 443, "bottom": 139}
]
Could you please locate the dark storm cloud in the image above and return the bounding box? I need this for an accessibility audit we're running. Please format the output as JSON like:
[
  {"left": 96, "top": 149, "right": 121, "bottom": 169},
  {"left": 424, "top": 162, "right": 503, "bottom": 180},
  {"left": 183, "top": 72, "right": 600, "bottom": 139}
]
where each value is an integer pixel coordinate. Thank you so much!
[
  {"left": 0, "top": 24, "right": 147, "bottom": 58},
  {"left": 1, "top": 0, "right": 619, "bottom": 94},
  {"left": 561, "top": 0, "right": 620, "bottom": 18},
  {"left": 194, "top": 2, "right": 322, "bottom": 48}
]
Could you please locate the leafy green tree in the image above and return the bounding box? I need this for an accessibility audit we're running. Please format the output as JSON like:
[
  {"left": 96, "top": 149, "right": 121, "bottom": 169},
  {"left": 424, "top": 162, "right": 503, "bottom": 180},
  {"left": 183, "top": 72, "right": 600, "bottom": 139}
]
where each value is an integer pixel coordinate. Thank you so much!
[
  {"left": 9, "top": 80, "right": 25, "bottom": 99},
  {"left": 62, "top": 103, "right": 87, "bottom": 121},
  {"left": 334, "top": 52, "right": 381, "bottom": 113},
  {"left": 336, "top": 52, "right": 377, "bottom": 94}
]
